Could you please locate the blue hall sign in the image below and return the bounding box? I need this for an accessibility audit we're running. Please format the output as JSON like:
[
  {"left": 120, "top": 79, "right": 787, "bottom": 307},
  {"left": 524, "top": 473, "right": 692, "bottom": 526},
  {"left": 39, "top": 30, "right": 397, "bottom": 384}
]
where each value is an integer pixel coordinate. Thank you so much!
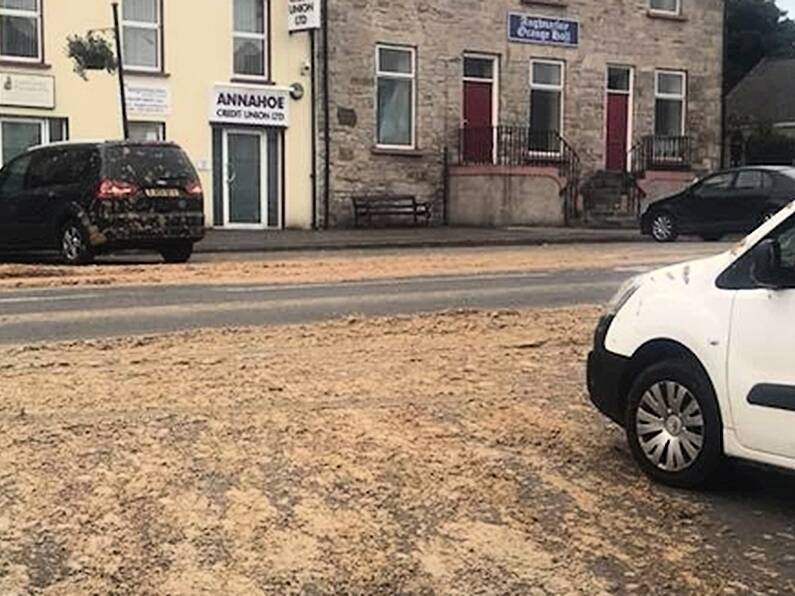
[{"left": 507, "top": 13, "right": 579, "bottom": 47}]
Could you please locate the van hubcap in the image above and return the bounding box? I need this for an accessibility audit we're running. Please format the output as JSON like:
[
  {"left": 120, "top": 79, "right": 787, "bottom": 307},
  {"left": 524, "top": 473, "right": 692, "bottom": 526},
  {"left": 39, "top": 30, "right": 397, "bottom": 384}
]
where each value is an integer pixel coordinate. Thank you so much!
[
  {"left": 636, "top": 381, "right": 704, "bottom": 473},
  {"left": 651, "top": 215, "right": 674, "bottom": 241},
  {"left": 62, "top": 226, "right": 84, "bottom": 261}
]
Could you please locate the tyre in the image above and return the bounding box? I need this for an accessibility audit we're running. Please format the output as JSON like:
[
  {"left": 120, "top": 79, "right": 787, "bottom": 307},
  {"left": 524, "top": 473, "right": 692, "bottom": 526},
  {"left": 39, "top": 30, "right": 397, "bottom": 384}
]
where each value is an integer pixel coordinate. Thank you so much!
[
  {"left": 625, "top": 359, "right": 724, "bottom": 489},
  {"left": 60, "top": 220, "right": 94, "bottom": 265},
  {"left": 699, "top": 234, "right": 723, "bottom": 242},
  {"left": 159, "top": 241, "right": 194, "bottom": 264},
  {"left": 649, "top": 212, "right": 679, "bottom": 243}
]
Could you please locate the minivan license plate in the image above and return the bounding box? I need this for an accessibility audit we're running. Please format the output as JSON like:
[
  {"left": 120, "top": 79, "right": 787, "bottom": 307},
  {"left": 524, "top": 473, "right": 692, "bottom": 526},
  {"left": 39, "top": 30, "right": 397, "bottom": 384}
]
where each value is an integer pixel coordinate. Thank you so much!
[{"left": 144, "top": 188, "right": 181, "bottom": 198}]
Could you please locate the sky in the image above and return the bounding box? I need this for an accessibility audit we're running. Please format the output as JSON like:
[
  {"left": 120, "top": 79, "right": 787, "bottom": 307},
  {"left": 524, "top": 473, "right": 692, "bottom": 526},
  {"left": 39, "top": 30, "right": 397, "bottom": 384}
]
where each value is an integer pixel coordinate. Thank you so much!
[{"left": 779, "top": 0, "right": 795, "bottom": 17}]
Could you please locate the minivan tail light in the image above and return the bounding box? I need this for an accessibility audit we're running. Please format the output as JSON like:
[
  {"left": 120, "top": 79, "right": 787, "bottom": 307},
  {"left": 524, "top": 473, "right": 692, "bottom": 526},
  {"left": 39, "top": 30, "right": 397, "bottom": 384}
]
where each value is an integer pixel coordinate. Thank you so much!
[
  {"left": 97, "top": 179, "right": 138, "bottom": 200},
  {"left": 185, "top": 180, "right": 203, "bottom": 196}
]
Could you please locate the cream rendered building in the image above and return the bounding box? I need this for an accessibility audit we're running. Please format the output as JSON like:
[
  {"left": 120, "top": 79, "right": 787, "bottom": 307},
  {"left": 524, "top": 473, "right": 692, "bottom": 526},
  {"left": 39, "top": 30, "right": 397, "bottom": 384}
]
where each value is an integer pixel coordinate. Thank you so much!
[{"left": 0, "top": 0, "right": 315, "bottom": 229}]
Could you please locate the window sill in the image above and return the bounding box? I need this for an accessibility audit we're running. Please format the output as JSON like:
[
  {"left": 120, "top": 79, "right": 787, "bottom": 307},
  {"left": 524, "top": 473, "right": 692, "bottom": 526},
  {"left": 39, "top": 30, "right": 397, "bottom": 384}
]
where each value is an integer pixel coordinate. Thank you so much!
[
  {"left": 230, "top": 77, "right": 276, "bottom": 86},
  {"left": 647, "top": 9, "right": 687, "bottom": 22},
  {"left": 520, "top": 0, "right": 568, "bottom": 8},
  {"left": 0, "top": 60, "right": 51, "bottom": 70},
  {"left": 371, "top": 146, "right": 425, "bottom": 157},
  {"left": 124, "top": 69, "right": 171, "bottom": 79}
]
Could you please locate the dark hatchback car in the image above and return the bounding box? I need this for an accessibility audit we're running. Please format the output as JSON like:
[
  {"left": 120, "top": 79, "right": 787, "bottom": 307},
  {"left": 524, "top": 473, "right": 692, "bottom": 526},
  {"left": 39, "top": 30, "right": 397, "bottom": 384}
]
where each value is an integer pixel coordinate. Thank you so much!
[
  {"left": 641, "top": 166, "right": 795, "bottom": 242},
  {"left": 0, "top": 141, "right": 205, "bottom": 264}
]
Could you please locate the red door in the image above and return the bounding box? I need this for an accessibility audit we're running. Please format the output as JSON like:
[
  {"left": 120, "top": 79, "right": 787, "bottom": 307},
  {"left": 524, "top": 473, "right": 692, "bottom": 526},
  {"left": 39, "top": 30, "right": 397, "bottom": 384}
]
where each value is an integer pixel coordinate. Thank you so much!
[
  {"left": 605, "top": 93, "right": 629, "bottom": 171},
  {"left": 463, "top": 81, "right": 493, "bottom": 163}
]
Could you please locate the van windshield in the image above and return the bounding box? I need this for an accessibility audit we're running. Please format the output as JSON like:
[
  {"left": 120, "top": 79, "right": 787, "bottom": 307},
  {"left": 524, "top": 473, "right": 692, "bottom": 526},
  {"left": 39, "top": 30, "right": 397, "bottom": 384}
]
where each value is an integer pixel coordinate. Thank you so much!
[{"left": 106, "top": 145, "right": 197, "bottom": 187}]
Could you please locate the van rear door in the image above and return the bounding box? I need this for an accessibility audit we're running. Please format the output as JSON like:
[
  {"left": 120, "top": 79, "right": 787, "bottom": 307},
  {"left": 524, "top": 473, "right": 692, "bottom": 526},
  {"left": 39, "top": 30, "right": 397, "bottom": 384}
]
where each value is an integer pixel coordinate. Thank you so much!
[{"left": 104, "top": 144, "right": 201, "bottom": 213}]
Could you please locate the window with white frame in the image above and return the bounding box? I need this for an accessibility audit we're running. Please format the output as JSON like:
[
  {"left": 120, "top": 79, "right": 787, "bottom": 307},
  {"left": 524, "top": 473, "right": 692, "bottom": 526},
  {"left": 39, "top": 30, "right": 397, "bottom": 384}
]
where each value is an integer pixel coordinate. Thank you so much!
[
  {"left": 0, "top": 118, "right": 44, "bottom": 164},
  {"left": 529, "top": 60, "right": 564, "bottom": 152},
  {"left": 122, "top": 0, "right": 161, "bottom": 71},
  {"left": 655, "top": 70, "right": 686, "bottom": 137},
  {"left": 233, "top": 0, "right": 268, "bottom": 78},
  {"left": 649, "top": 0, "right": 680, "bottom": 14},
  {"left": 0, "top": 0, "right": 41, "bottom": 61},
  {"left": 376, "top": 45, "right": 416, "bottom": 148},
  {"left": 129, "top": 121, "right": 165, "bottom": 142}
]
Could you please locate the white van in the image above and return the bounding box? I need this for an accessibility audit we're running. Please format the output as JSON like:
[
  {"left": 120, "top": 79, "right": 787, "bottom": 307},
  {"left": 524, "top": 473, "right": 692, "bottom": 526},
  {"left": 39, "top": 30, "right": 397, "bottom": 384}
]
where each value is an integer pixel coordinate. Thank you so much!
[{"left": 588, "top": 201, "right": 795, "bottom": 488}]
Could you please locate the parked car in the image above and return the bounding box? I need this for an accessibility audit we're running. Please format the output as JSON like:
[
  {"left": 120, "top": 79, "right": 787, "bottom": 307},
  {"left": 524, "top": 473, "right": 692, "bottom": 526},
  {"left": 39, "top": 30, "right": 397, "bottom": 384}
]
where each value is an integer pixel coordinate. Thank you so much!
[
  {"left": 588, "top": 200, "right": 795, "bottom": 488},
  {"left": 0, "top": 141, "right": 205, "bottom": 264},
  {"left": 641, "top": 166, "right": 795, "bottom": 243}
]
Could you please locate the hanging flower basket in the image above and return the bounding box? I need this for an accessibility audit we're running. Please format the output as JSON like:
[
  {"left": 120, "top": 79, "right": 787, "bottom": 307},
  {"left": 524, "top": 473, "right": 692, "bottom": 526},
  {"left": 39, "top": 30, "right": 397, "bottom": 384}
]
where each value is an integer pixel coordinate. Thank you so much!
[{"left": 66, "top": 33, "right": 117, "bottom": 80}]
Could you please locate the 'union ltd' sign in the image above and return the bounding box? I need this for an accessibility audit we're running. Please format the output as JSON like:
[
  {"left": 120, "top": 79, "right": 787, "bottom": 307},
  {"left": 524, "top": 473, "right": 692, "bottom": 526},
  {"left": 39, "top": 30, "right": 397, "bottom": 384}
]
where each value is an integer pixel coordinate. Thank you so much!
[{"left": 208, "top": 85, "right": 290, "bottom": 127}]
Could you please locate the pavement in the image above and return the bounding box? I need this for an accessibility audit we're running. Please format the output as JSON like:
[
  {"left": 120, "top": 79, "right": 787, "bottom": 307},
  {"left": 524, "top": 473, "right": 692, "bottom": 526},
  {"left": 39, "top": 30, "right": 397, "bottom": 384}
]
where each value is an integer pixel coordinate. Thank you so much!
[
  {"left": 195, "top": 226, "right": 646, "bottom": 253},
  {"left": 0, "top": 266, "right": 636, "bottom": 344}
]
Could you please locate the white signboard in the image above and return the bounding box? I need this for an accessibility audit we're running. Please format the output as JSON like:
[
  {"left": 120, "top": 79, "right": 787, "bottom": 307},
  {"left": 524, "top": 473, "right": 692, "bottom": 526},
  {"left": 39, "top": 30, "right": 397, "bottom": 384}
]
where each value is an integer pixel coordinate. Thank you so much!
[
  {"left": 288, "top": 0, "right": 320, "bottom": 32},
  {"left": 209, "top": 85, "right": 290, "bottom": 127},
  {"left": 0, "top": 73, "right": 55, "bottom": 109},
  {"left": 126, "top": 84, "right": 171, "bottom": 115}
]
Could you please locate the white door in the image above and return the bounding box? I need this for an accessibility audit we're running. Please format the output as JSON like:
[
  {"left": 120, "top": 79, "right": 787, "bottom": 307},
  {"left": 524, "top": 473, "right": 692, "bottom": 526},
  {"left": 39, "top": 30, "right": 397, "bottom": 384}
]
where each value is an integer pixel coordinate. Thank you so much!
[
  {"left": 222, "top": 129, "right": 269, "bottom": 229},
  {"left": 728, "top": 216, "right": 795, "bottom": 459}
]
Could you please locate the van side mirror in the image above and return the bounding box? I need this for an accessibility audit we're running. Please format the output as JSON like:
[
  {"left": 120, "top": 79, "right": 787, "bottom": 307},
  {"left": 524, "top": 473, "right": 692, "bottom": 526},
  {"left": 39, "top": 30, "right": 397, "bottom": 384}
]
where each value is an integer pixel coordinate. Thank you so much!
[{"left": 751, "top": 239, "right": 783, "bottom": 288}]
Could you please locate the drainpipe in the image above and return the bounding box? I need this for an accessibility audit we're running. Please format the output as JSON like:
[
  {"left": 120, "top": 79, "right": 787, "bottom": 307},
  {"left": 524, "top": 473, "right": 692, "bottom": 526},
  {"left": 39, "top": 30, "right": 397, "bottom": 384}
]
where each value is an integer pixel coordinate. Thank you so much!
[
  {"left": 720, "top": 0, "right": 728, "bottom": 168},
  {"left": 111, "top": 2, "right": 129, "bottom": 140},
  {"left": 322, "top": 0, "right": 331, "bottom": 229},
  {"left": 310, "top": 30, "right": 318, "bottom": 229}
]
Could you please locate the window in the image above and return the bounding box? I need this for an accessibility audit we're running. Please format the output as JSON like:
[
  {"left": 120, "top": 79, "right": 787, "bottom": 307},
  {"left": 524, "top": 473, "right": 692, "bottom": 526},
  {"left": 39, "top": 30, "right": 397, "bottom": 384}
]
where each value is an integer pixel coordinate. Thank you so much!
[
  {"left": 607, "top": 66, "right": 631, "bottom": 93},
  {"left": 655, "top": 70, "right": 686, "bottom": 137},
  {"left": 376, "top": 45, "right": 416, "bottom": 148},
  {"left": 649, "top": 0, "right": 680, "bottom": 14},
  {"left": 129, "top": 121, "right": 165, "bottom": 142},
  {"left": 27, "top": 148, "right": 99, "bottom": 188},
  {"left": 233, "top": 0, "right": 268, "bottom": 78},
  {"left": 1, "top": 119, "right": 42, "bottom": 164},
  {"left": 122, "top": 0, "right": 161, "bottom": 71},
  {"left": 464, "top": 56, "right": 494, "bottom": 80},
  {"left": 0, "top": 0, "right": 41, "bottom": 61},
  {"left": 0, "top": 152, "right": 31, "bottom": 194},
  {"left": 529, "top": 60, "right": 564, "bottom": 152},
  {"left": 735, "top": 170, "right": 771, "bottom": 191}
]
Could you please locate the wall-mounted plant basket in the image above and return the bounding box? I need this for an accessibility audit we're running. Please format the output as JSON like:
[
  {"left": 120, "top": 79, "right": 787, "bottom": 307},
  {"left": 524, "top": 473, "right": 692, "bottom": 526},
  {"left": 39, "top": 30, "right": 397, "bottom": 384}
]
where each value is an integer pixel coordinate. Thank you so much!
[{"left": 67, "top": 32, "right": 118, "bottom": 80}]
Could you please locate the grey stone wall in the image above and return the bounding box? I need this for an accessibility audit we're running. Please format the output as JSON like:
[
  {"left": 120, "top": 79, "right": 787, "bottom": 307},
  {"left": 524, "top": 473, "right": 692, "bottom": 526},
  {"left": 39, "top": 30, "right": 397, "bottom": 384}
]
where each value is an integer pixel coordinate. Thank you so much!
[{"left": 320, "top": 0, "right": 724, "bottom": 227}]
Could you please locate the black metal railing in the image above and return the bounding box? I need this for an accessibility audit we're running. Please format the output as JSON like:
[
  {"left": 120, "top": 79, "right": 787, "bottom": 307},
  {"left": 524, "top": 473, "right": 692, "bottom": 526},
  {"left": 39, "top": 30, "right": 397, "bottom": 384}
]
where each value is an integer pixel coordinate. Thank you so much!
[
  {"left": 455, "top": 126, "right": 582, "bottom": 223},
  {"left": 629, "top": 135, "right": 693, "bottom": 178}
]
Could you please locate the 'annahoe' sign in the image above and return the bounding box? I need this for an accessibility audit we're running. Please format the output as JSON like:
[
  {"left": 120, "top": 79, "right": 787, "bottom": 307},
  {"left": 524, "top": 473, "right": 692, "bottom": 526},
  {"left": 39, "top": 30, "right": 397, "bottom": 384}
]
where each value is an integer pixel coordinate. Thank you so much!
[
  {"left": 208, "top": 85, "right": 290, "bottom": 127},
  {"left": 508, "top": 13, "right": 579, "bottom": 47}
]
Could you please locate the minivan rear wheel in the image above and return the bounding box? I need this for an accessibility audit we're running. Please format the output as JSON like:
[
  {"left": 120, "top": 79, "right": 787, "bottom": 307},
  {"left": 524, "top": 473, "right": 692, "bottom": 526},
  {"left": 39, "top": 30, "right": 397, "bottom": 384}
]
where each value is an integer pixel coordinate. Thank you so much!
[
  {"left": 60, "top": 221, "right": 94, "bottom": 265},
  {"left": 625, "top": 359, "right": 723, "bottom": 489},
  {"left": 650, "top": 212, "right": 678, "bottom": 243},
  {"left": 159, "top": 241, "right": 194, "bottom": 264}
]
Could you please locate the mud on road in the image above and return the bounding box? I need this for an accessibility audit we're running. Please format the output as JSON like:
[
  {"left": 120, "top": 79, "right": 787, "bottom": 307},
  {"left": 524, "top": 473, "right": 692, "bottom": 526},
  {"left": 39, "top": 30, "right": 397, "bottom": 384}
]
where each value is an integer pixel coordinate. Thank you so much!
[
  {"left": 0, "top": 307, "right": 793, "bottom": 594},
  {"left": 0, "top": 244, "right": 720, "bottom": 290}
]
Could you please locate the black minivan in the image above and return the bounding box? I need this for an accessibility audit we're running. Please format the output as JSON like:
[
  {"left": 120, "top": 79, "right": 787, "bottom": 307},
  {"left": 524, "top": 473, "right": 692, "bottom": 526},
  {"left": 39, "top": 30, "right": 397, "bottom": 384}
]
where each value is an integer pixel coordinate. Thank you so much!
[{"left": 0, "top": 141, "right": 205, "bottom": 264}]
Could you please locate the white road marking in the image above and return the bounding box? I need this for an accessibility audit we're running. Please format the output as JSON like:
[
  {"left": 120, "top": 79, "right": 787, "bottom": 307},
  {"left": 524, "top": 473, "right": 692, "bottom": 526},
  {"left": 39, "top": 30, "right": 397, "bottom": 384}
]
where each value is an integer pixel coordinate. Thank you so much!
[
  {"left": 0, "top": 293, "right": 101, "bottom": 305},
  {"left": 613, "top": 266, "right": 654, "bottom": 273},
  {"left": 217, "top": 272, "right": 553, "bottom": 294}
]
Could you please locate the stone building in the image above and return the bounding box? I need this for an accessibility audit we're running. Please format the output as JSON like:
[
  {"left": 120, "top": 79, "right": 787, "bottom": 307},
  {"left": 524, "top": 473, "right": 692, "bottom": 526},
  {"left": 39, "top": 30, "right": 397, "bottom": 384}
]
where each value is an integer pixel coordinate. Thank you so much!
[{"left": 318, "top": 0, "right": 724, "bottom": 227}]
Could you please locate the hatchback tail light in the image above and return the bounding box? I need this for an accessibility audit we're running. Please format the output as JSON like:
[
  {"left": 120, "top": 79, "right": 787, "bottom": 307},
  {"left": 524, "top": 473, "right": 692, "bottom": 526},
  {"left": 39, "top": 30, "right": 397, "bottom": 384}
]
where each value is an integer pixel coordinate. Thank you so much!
[
  {"left": 96, "top": 179, "right": 139, "bottom": 200},
  {"left": 185, "top": 180, "right": 203, "bottom": 196}
]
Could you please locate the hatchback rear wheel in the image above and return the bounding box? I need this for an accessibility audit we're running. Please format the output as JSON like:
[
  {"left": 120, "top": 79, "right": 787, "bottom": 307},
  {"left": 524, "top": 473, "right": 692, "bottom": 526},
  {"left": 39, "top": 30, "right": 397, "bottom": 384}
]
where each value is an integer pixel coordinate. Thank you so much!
[
  {"left": 60, "top": 221, "right": 94, "bottom": 265},
  {"left": 625, "top": 359, "right": 724, "bottom": 489}
]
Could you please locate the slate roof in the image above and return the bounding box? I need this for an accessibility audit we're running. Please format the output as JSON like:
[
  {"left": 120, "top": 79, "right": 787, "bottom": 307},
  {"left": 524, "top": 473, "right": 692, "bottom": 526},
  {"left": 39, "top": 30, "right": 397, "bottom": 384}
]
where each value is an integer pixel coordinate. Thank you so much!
[{"left": 727, "top": 57, "right": 795, "bottom": 124}]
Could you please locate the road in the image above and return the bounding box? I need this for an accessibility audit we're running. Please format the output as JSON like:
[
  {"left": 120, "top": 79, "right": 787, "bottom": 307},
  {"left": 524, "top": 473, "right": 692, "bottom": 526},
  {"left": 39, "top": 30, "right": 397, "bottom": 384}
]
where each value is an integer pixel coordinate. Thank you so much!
[{"left": 0, "top": 265, "right": 652, "bottom": 344}]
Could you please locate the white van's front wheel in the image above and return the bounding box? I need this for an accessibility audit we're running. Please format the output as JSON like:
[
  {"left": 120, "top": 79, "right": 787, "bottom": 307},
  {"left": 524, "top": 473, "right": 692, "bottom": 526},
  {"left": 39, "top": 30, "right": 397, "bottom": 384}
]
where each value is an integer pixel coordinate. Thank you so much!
[{"left": 626, "top": 359, "right": 724, "bottom": 489}]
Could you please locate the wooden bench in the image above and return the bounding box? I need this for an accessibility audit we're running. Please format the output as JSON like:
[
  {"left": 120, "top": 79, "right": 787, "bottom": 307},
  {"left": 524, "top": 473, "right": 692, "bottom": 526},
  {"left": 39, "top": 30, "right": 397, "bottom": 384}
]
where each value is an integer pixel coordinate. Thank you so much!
[{"left": 351, "top": 194, "right": 432, "bottom": 227}]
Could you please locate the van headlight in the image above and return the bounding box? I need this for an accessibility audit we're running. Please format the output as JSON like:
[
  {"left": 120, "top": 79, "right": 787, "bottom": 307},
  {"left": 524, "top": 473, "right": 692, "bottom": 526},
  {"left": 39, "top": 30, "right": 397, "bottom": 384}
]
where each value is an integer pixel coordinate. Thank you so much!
[{"left": 606, "top": 275, "right": 644, "bottom": 316}]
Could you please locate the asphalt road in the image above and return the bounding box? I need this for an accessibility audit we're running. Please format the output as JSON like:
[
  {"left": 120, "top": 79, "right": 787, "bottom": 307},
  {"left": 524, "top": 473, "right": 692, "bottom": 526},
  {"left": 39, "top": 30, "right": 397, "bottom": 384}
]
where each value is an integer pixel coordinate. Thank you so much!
[{"left": 0, "top": 266, "right": 652, "bottom": 345}]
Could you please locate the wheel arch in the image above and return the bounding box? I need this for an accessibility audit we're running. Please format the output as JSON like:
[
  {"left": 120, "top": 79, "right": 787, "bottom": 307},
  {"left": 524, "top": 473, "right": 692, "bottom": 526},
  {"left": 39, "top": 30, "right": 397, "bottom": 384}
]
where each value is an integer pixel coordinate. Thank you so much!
[{"left": 618, "top": 339, "right": 724, "bottom": 428}]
